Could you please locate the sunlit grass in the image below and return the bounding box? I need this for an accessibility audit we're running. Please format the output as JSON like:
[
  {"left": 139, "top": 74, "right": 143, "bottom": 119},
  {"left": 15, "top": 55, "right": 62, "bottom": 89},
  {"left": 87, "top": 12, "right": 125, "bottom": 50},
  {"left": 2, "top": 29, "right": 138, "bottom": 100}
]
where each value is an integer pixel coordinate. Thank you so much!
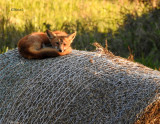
[
  {"left": 0, "top": 0, "right": 150, "bottom": 32},
  {"left": 0, "top": 46, "right": 9, "bottom": 54}
]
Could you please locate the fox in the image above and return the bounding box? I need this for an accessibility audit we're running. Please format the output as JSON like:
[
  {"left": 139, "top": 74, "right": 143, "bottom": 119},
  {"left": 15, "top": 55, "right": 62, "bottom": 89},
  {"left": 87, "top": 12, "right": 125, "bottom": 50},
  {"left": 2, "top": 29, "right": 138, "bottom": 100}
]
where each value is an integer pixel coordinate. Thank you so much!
[{"left": 18, "top": 30, "right": 76, "bottom": 59}]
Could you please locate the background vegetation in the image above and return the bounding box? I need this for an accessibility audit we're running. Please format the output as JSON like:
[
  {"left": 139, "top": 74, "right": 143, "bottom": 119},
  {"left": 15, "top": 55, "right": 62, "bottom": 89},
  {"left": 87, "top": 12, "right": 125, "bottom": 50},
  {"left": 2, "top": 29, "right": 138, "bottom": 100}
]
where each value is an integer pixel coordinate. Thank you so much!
[{"left": 0, "top": 0, "right": 159, "bottom": 69}]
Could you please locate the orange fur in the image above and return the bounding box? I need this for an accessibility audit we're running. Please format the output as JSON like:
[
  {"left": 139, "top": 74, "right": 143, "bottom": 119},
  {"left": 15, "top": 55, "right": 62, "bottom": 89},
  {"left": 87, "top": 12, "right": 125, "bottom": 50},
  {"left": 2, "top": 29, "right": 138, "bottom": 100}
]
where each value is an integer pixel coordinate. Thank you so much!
[{"left": 18, "top": 30, "right": 76, "bottom": 59}]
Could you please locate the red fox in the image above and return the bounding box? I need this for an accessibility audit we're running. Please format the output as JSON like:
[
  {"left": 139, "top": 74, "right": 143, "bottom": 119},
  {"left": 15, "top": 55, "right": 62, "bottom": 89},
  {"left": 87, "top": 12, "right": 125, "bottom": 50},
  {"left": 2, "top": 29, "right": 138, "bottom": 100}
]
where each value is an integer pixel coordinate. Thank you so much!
[{"left": 18, "top": 30, "right": 76, "bottom": 59}]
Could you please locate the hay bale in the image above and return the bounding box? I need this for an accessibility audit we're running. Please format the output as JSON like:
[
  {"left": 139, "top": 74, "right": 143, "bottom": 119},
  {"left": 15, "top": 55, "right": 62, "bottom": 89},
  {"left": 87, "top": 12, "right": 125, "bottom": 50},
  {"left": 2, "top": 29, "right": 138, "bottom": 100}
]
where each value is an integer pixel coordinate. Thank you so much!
[{"left": 0, "top": 49, "right": 160, "bottom": 124}]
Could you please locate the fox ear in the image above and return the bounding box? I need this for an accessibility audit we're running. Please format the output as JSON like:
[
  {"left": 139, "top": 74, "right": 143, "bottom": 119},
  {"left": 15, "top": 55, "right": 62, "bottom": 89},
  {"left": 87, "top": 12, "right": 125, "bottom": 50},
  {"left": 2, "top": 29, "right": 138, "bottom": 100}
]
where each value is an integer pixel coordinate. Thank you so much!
[
  {"left": 67, "top": 32, "right": 76, "bottom": 43},
  {"left": 46, "top": 30, "right": 56, "bottom": 39}
]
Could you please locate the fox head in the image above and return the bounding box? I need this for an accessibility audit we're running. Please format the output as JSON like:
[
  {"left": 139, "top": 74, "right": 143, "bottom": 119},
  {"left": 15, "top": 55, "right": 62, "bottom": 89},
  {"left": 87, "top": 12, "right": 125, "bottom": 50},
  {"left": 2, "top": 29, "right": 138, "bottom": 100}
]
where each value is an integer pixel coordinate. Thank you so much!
[{"left": 46, "top": 30, "right": 76, "bottom": 52}]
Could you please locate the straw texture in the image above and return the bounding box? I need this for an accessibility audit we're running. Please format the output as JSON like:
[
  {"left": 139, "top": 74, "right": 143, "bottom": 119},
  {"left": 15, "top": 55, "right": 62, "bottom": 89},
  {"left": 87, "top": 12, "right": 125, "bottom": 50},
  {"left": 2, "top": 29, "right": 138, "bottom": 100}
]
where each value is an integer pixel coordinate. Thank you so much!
[{"left": 0, "top": 49, "right": 160, "bottom": 124}]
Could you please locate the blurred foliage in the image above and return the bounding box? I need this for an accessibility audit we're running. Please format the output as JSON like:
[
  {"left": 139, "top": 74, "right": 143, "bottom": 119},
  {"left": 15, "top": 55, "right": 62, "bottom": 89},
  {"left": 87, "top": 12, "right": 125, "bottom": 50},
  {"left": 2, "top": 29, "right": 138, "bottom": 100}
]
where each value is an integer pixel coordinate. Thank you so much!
[
  {"left": 0, "top": 0, "right": 159, "bottom": 69},
  {"left": 107, "top": 8, "right": 160, "bottom": 69}
]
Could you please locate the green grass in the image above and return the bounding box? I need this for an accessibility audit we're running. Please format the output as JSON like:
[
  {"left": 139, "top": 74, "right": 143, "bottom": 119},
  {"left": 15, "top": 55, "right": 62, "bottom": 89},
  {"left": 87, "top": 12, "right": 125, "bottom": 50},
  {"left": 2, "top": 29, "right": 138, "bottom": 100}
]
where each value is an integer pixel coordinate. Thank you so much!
[
  {"left": 107, "top": 8, "right": 160, "bottom": 69},
  {"left": 0, "top": 0, "right": 159, "bottom": 69}
]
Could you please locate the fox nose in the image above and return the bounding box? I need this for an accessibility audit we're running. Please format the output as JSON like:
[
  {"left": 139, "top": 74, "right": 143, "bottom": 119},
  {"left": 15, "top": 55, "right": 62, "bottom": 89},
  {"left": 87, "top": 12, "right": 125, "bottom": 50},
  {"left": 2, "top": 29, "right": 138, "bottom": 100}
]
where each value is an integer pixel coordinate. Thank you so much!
[{"left": 59, "top": 49, "right": 62, "bottom": 52}]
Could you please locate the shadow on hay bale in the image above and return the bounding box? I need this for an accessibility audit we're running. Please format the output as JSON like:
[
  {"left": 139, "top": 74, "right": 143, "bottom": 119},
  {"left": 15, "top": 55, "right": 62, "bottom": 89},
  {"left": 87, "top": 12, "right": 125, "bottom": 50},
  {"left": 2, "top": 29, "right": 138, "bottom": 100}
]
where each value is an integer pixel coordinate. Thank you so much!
[{"left": 0, "top": 49, "right": 160, "bottom": 124}]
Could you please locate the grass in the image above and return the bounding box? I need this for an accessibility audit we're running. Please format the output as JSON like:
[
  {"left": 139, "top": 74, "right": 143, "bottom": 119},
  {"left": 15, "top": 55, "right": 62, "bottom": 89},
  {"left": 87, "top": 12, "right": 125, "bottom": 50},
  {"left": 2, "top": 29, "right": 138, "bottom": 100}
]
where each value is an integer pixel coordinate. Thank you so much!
[
  {"left": 107, "top": 8, "right": 160, "bottom": 69},
  {"left": 0, "top": 0, "right": 159, "bottom": 69}
]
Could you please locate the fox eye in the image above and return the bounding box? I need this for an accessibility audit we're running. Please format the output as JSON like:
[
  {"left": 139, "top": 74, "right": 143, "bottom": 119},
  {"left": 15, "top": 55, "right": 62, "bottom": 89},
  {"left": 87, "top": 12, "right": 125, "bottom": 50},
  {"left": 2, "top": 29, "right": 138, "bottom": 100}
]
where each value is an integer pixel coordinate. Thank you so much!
[{"left": 64, "top": 43, "right": 66, "bottom": 46}]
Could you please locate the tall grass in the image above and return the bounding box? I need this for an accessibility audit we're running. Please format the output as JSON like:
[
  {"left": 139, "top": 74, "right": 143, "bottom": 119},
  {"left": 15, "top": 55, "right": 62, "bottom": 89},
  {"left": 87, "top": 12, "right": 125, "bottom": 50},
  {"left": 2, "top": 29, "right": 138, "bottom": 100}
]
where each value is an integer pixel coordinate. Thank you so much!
[
  {"left": 107, "top": 8, "right": 160, "bottom": 69},
  {"left": 0, "top": 0, "right": 159, "bottom": 69}
]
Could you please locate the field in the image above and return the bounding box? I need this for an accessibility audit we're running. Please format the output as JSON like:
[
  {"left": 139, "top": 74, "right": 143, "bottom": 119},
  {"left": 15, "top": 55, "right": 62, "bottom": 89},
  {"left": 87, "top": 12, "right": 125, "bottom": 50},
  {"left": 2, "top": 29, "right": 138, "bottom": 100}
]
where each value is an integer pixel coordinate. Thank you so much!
[{"left": 0, "top": 0, "right": 160, "bottom": 69}]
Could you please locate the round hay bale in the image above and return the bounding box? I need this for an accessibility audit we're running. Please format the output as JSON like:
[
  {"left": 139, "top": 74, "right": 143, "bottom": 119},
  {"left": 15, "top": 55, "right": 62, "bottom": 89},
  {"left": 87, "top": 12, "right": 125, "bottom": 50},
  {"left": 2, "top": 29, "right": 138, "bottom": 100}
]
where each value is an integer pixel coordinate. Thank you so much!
[{"left": 0, "top": 49, "right": 160, "bottom": 124}]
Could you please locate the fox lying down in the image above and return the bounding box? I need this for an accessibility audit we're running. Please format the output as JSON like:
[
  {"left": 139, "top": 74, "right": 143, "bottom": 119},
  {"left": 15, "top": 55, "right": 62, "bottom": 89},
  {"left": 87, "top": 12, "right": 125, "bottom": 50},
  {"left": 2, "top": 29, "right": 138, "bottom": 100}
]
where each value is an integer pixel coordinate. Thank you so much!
[{"left": 18, "top": 30, "right": 76, "bottom": 59}]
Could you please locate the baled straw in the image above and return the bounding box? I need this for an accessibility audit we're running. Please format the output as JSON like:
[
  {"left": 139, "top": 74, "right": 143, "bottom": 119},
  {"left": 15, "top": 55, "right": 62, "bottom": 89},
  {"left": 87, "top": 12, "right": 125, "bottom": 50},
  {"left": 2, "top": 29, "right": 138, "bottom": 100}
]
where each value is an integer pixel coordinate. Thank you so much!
[{"left": 0, "top": 49, "right": 160, "bottom": 123}]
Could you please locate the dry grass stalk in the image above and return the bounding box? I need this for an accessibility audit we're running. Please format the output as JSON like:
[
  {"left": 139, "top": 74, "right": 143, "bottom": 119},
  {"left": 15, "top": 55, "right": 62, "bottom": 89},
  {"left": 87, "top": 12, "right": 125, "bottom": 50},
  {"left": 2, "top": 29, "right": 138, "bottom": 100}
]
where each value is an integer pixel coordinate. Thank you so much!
[
  {"left": 127, "top": 46, "right": 134, "bottom": 62},
  {"left": 93, "top": 40, "right": 114, "bottom": 57}
]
